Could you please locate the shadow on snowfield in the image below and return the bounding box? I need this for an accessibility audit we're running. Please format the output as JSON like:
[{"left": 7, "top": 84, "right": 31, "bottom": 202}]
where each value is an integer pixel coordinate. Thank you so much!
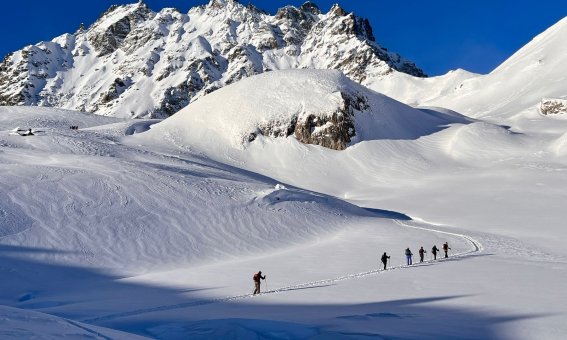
[
  {"left": 105, "top": 296, "right": 546, "bottom": 340},
  {"left": 0, "top": 245, "right": 548, "bottom": 340}
]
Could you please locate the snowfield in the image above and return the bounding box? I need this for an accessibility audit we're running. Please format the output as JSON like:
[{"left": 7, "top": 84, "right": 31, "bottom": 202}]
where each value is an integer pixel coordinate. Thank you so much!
[
  {"left": 1, "top": 12, "right": 567, "bottom": 340},
  {"left": 0, "top": 105, "right": 484, "bottom": 338}
]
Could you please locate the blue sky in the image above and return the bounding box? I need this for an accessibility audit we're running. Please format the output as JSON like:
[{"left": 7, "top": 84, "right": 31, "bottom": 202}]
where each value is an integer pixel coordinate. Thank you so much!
[{"left": 1, "top": 0, "right": 566, "bottom": 75}]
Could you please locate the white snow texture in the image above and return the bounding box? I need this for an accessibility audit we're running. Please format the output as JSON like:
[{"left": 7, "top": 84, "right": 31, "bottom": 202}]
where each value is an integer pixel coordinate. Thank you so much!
[{"left": 0, "top": 3, "right": 567, "bottom": 340}]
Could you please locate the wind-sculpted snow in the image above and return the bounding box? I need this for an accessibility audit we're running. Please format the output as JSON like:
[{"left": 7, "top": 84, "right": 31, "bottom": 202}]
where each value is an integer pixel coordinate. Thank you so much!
[
  {"left": 442, "top": 122, "right": 530, "bottom": 162},
  {"left": 551, "top": 132, "right": 567, "bottom": 156},
  {"left": 0, "top": 306, "right": 147, "bottom": 339},
  {"left": 0, "top": 106, "right": 369, "bottom": 272},
  {"left": 0, "top": 0, "right": 424, "bottom": 118}
]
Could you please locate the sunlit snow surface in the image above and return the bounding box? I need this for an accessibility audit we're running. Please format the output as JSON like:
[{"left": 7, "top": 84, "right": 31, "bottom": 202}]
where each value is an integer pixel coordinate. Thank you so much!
[
  {"left": 1, "top": 67, "right": 567, "bottom": 338},
  {"left": 368, "top": 17, "right": 567, "bottom": 123}
]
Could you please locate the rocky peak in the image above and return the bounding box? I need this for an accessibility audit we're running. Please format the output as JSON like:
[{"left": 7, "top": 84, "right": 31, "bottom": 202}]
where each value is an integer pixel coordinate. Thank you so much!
[
  {"left": 246, "top": 3, "right": 269, "bottom": 15},
  {"left": 208, "top": 0, "right": 240, "bottom": 9},
  {"left": 0, "top": 1, "right": 426, "bottom": 117},
  {"left": 329, "top": 4, "right": 347, "bottom": 17},
  {"left": 354, "top": 17, "right": 375, "bottom": 42},
  {"left": 77, "top": 23, "right": 86, "bottom": 33},
  {"left": 87, "top": 2, "right": 153, "bottom": 56},
  {"left": 275, "top": 6, "right": 306, "bottom": 20},
  {"left": 299, "top": 1, "right": 321, "bottom": 15}
]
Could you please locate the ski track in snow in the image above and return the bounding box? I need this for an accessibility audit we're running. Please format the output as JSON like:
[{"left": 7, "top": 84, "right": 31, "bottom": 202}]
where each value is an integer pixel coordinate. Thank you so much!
[
  {"left": 82, "top": 220, "right": 483, "bottom": 324},
  {"left": 63, "top": 319, "right": 114, "bottom": 340}
]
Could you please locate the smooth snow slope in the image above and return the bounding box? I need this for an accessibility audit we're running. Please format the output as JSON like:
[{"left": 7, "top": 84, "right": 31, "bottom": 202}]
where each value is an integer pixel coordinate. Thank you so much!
[{"left": 368, "top": 16, "right": 567, "bottom": 122}]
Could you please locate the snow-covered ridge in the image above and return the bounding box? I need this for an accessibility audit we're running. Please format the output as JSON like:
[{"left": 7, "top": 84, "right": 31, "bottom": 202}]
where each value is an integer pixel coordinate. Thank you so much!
[
  {"left": 367, "top": 16, "right": 567, "bottom": 121},
  {"left": 142, "top": 69, "right": 470, "bottom": 150},
  {"left": 0, "top": 0, "right": 425, "bottom": 118}
]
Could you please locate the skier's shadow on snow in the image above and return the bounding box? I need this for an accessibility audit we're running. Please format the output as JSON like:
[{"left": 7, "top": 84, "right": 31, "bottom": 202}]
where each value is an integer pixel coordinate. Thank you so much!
[{"left": 0, "top": 245, "right": 549, "bottom": 339}]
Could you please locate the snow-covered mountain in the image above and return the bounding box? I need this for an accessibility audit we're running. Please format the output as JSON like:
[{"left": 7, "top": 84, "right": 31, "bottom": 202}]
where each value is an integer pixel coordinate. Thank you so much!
[
  {"left": 143, "top": 69, "right": 469, "bottom": 150},
  {"left": 2, "top": 6, "right": 567, "bottom": 340},
  {"left": 367, "top": 16, "right": 567, "bottom": 121},
  {"left": 0, "top": 0, "right": 424, "bottom": 118}
]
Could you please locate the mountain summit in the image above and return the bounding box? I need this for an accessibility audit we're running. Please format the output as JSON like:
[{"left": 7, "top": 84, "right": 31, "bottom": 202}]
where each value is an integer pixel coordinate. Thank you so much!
[{"left": 0, "top": 1, "right": 425, "bottom": 118}]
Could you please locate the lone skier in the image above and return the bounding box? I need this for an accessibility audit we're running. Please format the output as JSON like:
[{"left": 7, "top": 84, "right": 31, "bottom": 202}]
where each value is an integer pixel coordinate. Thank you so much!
[
  {"left": 405, "top": 247, "right": 413, "bottom": 265},
  {"left": 253, "top": 270, "right": 266, "bottom": 295},
  {"left": 443, "top": 242, "right": 451, "bottom": 258},
  {"left": 432, "top": 245, "right": 439, "bottom": 260},
  {"left": 381, "top": 252, "right": 390, "bottom": 270},
  {"left": 418, "top": 246, "right": 427, "bottom": 263}
]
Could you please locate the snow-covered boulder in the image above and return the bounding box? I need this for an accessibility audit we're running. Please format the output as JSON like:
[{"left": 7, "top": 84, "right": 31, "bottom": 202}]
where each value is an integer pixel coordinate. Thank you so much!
[{"left": 145, "top": 69, "right": 469, "bottom": 150}]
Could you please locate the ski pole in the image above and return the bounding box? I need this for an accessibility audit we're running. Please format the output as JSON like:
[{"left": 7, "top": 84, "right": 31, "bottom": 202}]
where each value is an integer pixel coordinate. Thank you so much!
[{"left": 265, "top": 278, "right": 268, "bottom": 291}]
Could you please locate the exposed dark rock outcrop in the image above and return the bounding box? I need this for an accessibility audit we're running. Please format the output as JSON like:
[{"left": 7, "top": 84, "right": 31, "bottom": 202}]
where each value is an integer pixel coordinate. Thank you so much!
[
  {"left": 254, "top": 92, "right": 368, "bottom": 150},
  {"left": 540, "top": 98, "right": 567, "bottom": 115},
  {"left": 88, "top": 2, "right": 152, "bottom": 57}
]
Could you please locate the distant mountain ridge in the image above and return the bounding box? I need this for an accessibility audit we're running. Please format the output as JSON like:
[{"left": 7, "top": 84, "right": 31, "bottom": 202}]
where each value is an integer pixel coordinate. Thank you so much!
[
  {"left": 365, "top": 16, "right": 567, "bottom": 120},
  {"left": 0, "top": 0, "right": 425, "bottom": 118}
]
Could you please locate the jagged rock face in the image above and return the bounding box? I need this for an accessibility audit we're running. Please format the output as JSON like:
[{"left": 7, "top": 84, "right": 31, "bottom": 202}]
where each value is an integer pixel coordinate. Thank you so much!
[
  {"left": 0, "top": 0, "right": 425, "bottom": 118},
  {"left": 252, "top": 91, "right": 368, "bottom": 150},
  {"left": 540, "top": 98, "right": 567, "bottom": 115}
]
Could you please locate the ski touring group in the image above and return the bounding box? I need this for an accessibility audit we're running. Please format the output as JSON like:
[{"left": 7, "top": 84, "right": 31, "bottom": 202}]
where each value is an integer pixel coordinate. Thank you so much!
[
  {"left": 252, "top": 242, "right": 452, "bottom": 295},
  {"left": 385, "top": 242, "right": 451, "bottom": 268}
]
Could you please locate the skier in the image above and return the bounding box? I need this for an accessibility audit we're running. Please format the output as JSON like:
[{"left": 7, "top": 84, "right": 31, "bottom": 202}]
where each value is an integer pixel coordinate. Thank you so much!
[
  {"left": 253, "top": 270, "right": 266, "bottom": 295},
  {"left": 432, "top": 245, "right": 439, "bottom": 260},
  {"left": 418, "top": 246, "right": 427, "bottom": 263},
  {"left": 405, "top": 247, "right": 413, "bottom": 265},
  {"left": 443, "top": 242, "right": 451, "bottom": 258},
  {"left": 381, "top": 252, "right": 390, "bottom": 270}
]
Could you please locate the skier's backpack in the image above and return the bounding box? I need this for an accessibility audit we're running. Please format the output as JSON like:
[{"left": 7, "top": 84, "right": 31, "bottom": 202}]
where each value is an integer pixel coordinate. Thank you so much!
[{"left": 253, "top": 273, "right": 259, "bottom": 281}]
